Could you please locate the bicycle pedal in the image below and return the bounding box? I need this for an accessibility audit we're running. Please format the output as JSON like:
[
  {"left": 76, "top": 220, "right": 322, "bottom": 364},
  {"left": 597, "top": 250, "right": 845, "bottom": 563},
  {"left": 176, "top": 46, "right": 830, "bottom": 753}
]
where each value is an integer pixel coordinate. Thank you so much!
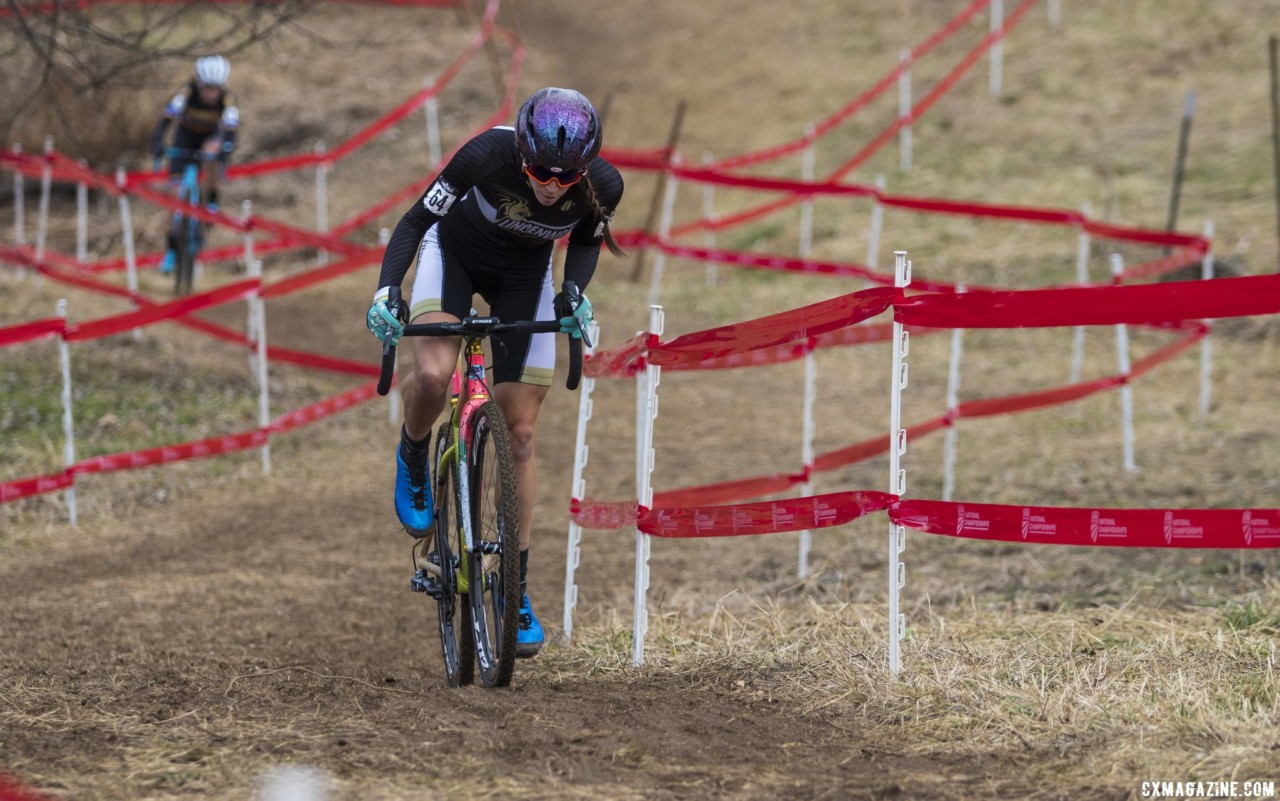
[{"left": 410, "top": 568, "right": 444, "bottom": 598}]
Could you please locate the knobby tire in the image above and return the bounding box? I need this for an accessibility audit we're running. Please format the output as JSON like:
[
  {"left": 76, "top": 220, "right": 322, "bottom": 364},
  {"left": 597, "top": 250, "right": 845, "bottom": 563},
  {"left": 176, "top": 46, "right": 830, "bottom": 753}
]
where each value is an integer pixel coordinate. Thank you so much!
[
  {"left": 432, "top": 421, "right": 473, "bottom": 687},
  {"left": 467, "top": 400, "right": 520, "bottom": 688}
]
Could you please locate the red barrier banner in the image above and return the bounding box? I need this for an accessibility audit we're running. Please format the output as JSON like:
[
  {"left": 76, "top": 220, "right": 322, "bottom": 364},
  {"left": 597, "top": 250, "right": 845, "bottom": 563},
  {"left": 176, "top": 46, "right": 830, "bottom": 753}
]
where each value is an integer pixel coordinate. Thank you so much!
[
  {"left": 894, "top": 274, "right": 1280, "bottom": 329},
  {"left": 0, "top": 471, "right": 74, "bottom": 503},
  {"left": 650, "top": 288, "right": 894, "bottom": 368},
  {"left": 639, "top": 490, "right": 895, "bottom": 538},
  {"left": 85, "top": 237, "right": 298, "bottom": 274},
  {"left": 584, "top": 290, "right": 894, "bottom": 379},
  {"left": 660, "top": 0, "right": 1036, "bottom": 240},
  {"left": 269, "top": 381, "right": 379, "bottom": 434},
  {"left": 956, "top": 376, "right": 1120, "bottom": 419},
  {"left": 659, "top": 241, "right": 878, "bottom": 281},
  {"left": 815, "top": 322, "right": 896, "bottom": 348},
  {"left": 0, "top": 773, "right": 52, "bottom": 801},
  {"left": 569, "top": 498, "right": 638, "bottom": 530},
  {"left": 259, "top": 249, "right": 380, "bottom": 299},
  {"left": 1131, "top": 328, "right": 1206, "bottom": 379},
  {"left": 64, "top": 279, "right": 259, "bottom": 341},
  {"left": 653, "top": 471, "right": 805, "bottom": 509},
  {"left": 0, "top": 317, "right": 63, "bottom": 347},
  {"left": 596, "top": 146, "right": 671, "bottom": 170},
  {"left": 1116, "top": 248, "right": 1205, "bottom": 281},
  {"left": 808, "top": 414, "right": 946, "bottom": 474},
  {"left": 5, "top": 381, "right": 381, "bottom": 504},
  {"left": 706, "top": 0, "right": 991, "bottom": 171},
  {"left": 673, "top": 341, "right": 808, "bottom": 371},
  {"left": 269, "top": 347, "right": 380, "bottom": 377},
  {"left": 73, "top": 430, "right": 268, "bottom": 475},
  {"left": 583, "top": 334, "right": 646, "bottom": 379},
  {"left": 894, "top": 499, "right": 1280, "bottom": 549},
  {"left": 1086, "top": 221, "right": 1209, "bottom": 252}
]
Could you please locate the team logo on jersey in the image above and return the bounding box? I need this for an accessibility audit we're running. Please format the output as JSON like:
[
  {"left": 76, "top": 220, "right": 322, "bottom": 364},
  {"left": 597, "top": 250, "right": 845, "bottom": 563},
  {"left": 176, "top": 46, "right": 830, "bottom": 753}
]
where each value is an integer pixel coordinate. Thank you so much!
[
  {"left": 423, "top": 178, "right": 459, "bottom": 216},
  {"left": 560, "top": 200, "right": 575, "bottom": 212},
  {"left": 493, "top": 187, "right": 533, "bottom": 222}
]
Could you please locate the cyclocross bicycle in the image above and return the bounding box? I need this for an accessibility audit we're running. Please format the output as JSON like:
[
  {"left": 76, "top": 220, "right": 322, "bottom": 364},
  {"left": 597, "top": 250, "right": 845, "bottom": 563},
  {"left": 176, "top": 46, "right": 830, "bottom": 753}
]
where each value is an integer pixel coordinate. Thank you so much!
[
  {"left": 376, "top": 284, "right": 588, "bottom": 688},
  {"left": 156, "top": 147, "right": 216, "bottom": 296}
]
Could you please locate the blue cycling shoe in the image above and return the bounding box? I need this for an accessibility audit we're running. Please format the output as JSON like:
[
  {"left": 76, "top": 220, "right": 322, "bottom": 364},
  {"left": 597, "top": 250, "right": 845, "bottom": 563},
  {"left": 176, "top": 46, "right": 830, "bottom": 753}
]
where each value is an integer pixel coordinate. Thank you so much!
[
  {"left": 516, "top": 594, "right": 544, "bottom": 658},
  {"left": 394, "top": 449, "right": 434, "bottom": 537},
  {"left": 159, "top": 250, "right": 175, "bottom": 275}
]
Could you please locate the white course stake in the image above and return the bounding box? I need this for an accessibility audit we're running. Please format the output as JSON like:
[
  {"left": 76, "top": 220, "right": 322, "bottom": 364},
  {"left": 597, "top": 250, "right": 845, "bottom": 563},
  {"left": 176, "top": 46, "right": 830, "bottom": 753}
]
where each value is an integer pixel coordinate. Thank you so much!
[
  {"left": 242, "top": 200, "right": 258, "bottom": 359},
  {"left": 1199, "top": 220, "right": 1215, "bottom": 416},
  {"left": 942, "top": 285, "right": 965, "bottom": 502},
  {"left": 36, "top": 136, "right": 53, "bottom": 265},
  {"left": 57, "top": 299, "right": 77, "bottom": 526},
  {"left": 647, "top": 158, "right": 680, "bottom": 308},
  {"left": 799, "top": 124, "right": 816, "bottom": 256},
  {"left": 797, "top": 342, "right": 817, "bottom": 578},
  {"left": 898, "top": 51, "right": 913, "bottom": 172},
  {"left": 632, "top": 306, "right": 663, "bottom": 667},
  {"left": 115, "top": 168, "right": 141, "bottom": 340},
  {"left": 794, "top": 133, "right": 819, "bottom": 578},
  {"left": 315, "top": 142, "right": 329, "bottom": 267},
  {"left": 250, "top": 259, "right": 271, "bottom": 475},
  {"left": 76, "top": 161, "right": 88, "bottom": 263},
  {"left": 1111, "top": 254, "right": 1136, "bottom": 472},
  {"left": 562, "top": 320, "right": 600, "bottom": 643},
  {"left": 989, "top": 0, "right": 1005, "bottom": 98},
  {"left": 866, "top": 174, "right": 887, "bottom": 281},
  {"left": 887, "top": 251, "right": 911, "bottom": 676},
  {"left": 12, "top": 143, "right": 26, "bottom": 249},
  {"left": 1070, "top": 202, "right": 1092, "bottom": 383}
]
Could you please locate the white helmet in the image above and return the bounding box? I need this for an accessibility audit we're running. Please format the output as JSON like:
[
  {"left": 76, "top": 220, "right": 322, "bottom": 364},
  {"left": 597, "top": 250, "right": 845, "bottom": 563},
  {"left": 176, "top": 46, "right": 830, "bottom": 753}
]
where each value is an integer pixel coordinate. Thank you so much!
[{"left": 195, "top": 55, "right": 230, "bottom": 88}]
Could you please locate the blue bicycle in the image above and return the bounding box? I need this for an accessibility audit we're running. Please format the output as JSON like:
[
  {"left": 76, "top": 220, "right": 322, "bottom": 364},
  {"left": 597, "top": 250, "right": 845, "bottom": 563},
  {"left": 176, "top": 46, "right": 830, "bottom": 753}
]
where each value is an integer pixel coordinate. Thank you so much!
[{"left": 156, "top": 147, "right": 216, "bottom": 296}]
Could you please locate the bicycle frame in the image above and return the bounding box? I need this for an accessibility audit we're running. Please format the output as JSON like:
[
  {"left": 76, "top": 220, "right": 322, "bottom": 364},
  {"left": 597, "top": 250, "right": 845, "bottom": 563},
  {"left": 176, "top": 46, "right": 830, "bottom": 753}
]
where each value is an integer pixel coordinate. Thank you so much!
[
  {"left": 160, "top": 147, "right": 214, "bottom": 295},
  {"left": 439, "top": 335, "right": 495, "bottom": 582}
]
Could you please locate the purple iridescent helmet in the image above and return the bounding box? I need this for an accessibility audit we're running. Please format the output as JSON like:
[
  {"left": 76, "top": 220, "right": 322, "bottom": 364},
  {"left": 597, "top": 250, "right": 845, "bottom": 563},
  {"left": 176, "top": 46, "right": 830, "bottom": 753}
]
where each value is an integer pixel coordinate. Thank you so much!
[{"left": 514, "top": 87, "right": 602, "bottom": 173}]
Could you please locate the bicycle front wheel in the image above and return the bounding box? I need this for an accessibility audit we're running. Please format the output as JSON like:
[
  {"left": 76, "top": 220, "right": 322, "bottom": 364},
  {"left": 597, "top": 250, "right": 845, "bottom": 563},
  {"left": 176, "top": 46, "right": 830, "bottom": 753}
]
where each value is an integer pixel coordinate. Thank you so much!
[
  {"left": 432, "top": 420, "right": 473, "bottom": 688},
  {"left": 173, "top": 215, "right": 198, "bottom": 296},
  {"left": 466, "top": 400, "right": 520, "bottom": 688}
]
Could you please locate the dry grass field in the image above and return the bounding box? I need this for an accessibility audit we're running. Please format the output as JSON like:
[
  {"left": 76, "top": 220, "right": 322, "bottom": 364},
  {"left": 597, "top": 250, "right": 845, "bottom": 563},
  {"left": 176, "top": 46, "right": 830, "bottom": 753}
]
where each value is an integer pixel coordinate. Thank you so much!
[{"left": 3, "top": 1, "right": 1280, "bottom": 799}]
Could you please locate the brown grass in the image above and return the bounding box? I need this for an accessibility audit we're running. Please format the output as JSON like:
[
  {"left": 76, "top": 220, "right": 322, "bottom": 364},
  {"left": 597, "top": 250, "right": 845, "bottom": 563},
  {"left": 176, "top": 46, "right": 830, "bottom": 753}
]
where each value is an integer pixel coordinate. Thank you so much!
[{"left": 3, "top": 1, "right": 1280, "bottom": 799}]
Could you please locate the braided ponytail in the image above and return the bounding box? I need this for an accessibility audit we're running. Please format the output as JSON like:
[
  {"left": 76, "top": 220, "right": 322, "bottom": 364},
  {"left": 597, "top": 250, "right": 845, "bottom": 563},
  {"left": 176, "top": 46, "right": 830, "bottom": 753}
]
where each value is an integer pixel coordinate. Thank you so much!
[{"left": 580, "top": 173, "right": 625, "bottom": 258}]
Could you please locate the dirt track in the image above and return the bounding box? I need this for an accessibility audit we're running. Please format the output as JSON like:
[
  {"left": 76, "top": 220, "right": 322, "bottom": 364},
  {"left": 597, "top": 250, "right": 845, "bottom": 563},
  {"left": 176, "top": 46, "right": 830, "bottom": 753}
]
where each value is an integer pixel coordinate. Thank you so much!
[{"left": 5, "top": 1, "right": 1280, "bottom": 799}]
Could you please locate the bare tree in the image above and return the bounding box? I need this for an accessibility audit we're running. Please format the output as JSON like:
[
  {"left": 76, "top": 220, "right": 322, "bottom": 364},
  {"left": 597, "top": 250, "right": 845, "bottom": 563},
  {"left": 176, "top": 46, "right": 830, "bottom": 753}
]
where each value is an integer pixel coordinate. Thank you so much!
[{"left": 1, "top": 0, "right": 312, "bottom": 158}]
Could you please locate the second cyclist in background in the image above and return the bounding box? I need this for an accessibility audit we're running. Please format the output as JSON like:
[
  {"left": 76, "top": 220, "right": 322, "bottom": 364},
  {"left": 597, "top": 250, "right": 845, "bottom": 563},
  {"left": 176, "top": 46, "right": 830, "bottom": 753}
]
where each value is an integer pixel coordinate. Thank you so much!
[
  {"left": 365, "top": 87, "right": 625, "bottom": 659},
  {"left": 149, "top": 55, "right": 240, "bottom": 275}
]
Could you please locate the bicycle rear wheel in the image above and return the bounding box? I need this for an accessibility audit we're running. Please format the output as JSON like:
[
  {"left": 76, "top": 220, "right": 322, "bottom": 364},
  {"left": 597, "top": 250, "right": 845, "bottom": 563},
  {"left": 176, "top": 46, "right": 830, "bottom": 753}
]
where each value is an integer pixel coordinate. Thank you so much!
[
  {"left": 174, "top": 215, "right": 199, "bottom": 296},
  {"left": 173, "top": 167, "right": 201, "bottom": 296},
  {"left": 466, "top": 400, "right": 520, "bottom": 688},
  {"left": 431, "top": 421, "right": 474, "bottom": 687}
]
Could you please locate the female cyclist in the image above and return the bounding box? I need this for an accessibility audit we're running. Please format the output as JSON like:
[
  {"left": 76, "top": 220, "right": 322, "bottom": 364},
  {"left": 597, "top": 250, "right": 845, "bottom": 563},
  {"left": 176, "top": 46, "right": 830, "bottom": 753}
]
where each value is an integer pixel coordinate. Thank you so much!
[
  {"left": 365, "top": 87, "right": 625, "bottom": 658},
  {"left": 149, "top": 55, "right": 240, "bottom": 274}
]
